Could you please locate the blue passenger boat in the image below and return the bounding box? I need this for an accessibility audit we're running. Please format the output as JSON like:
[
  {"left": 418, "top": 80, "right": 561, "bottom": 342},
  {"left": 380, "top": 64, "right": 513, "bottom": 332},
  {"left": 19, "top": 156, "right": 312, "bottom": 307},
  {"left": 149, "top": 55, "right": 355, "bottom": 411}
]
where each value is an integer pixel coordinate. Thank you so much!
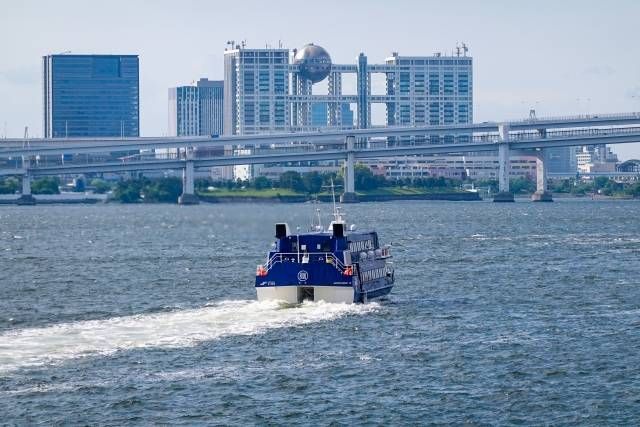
[{"left": 255, "top": 189, "right": 394, "bottom": 304}]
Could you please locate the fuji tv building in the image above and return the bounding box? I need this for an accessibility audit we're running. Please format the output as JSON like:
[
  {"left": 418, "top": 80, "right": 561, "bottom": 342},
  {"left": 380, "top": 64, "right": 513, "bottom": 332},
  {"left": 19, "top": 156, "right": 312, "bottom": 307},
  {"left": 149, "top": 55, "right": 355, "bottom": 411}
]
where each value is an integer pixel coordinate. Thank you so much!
[{"left": 222, "top": 42, "right": 473, "bottom": 179}]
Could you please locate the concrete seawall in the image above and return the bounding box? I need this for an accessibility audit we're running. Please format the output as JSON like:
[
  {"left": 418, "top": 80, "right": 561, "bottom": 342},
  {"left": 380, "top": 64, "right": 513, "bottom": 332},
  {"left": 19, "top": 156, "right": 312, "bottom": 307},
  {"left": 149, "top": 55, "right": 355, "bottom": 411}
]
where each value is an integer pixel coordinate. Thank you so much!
[
  {"left": 0, "top": 194, "right": 107, "bottom": 205},
  {"left": 199, "top": 192, "right": 481, "bottom": 204}
]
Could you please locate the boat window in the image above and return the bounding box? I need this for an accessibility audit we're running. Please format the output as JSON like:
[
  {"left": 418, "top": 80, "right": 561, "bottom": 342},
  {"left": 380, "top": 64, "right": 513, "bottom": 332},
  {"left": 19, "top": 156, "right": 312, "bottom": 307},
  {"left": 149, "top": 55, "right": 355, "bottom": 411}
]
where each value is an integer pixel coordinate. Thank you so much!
[
  {"left": 291, "top": 241, "right": 298, "bottom": 252},
  {"left": 321, "top": 241, "right": 332, "bottom": 252}
]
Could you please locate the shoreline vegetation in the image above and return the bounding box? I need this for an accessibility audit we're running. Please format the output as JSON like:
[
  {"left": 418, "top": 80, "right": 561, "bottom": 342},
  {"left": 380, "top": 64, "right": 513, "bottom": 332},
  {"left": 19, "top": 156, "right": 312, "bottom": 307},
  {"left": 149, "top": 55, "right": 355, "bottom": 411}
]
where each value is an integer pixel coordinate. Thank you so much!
[{"left": 0, "top": 170, "right": 638, "bottom": 204}]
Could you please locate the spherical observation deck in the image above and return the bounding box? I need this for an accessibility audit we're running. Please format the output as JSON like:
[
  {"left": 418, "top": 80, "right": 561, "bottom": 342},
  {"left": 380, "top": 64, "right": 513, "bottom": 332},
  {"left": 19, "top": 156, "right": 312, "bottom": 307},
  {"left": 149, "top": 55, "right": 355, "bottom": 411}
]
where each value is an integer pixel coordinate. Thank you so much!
[{"left": 294, "top": 44, "right": 332, "bottom": 83}]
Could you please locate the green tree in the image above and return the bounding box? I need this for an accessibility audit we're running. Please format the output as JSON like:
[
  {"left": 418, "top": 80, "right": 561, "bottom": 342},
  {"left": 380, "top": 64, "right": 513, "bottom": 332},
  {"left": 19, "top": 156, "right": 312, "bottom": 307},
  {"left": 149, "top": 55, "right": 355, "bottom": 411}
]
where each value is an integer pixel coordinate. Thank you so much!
[
  {"left": 142, "top": 177, "right": 182, "bottom": 203},
  {"left": 280, "top": 171, "right": 304, "bottom": 192},
  {"left": 302, "top": 171, "right": 323, "bottom": 194},
  {"left": 0, "top": 177, "right": 19, "bottom": 194},
  {"left": 602, "top": 179, "right": 624, "bottom": 196},
  {"left": 253, "top": 176, "right": 272, "bottom": 190},
  {"left": 114, "top": 180, "right": 143, "bottom": 203},
  {"left": 626, "top": 182, "right": 640, "bottom": 197},
  {"left": 474, "top": 179, "right": 499, "bottom": 193},
  {"left": 510, "top": 177, "right": 536, "bottom": 194},
  {"left": 90, "top": 179, "right": 112, "bottom": 194},
  {"left": 195, "top": 178, "right": 213, "bottom": 192},
  {"left": 594, "top": 176, "right": 610, "bottom": 190},
  {"left": 354, "top": 164, "right": 382, "bottom": 191},
  {"left": 571, "top": 181, "right": 594, "bottom": 196},
  {"left": 31, "top": 177, "right": 60, "bottom": 195},
  {"left": 549, "top": 179, "right": 572, "bottom": 193},
  {"left": 321, "top": 172, "right": 343, "bottom": 189}
]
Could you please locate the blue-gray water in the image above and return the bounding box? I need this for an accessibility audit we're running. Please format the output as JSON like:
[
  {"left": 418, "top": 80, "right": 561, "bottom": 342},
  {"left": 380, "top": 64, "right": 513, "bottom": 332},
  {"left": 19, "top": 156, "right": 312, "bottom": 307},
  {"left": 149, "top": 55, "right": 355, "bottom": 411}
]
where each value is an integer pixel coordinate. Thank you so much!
[{"left": 1, "top": 200, "right": 639, "bottom": 425}]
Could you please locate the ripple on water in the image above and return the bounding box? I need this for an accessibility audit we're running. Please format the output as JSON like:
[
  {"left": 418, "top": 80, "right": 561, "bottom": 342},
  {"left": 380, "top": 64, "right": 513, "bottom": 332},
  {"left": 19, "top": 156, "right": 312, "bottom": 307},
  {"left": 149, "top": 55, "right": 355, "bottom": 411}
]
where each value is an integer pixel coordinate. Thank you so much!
[{"left": 0, "top": 201, "right": 639, "bottom": 424}]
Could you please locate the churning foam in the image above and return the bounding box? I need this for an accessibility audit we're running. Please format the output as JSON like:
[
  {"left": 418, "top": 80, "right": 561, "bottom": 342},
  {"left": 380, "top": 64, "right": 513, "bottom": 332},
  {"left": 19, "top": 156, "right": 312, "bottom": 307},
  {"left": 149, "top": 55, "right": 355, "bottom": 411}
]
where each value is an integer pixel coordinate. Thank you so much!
[{"left": 0, "top": 300, "right": 378, "bottom": 373}]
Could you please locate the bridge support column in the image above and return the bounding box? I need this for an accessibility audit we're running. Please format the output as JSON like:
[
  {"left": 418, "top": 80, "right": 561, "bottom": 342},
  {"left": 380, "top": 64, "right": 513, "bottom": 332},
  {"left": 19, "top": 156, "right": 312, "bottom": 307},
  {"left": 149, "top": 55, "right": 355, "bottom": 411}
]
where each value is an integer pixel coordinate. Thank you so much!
[
  {"left": 178, "top": 155, "right": 199, "bottom": 205},
  {"left": 493, "top": 124, "right": 514, "bottom": 202},
  {"left": 341, "top": 135, "right": 358, "bottom": 203},
  {"left": 17, "top": 173, "right": 36, "bottom": 205},
  {"left": 532, "top": 149, "right": 553, "bottom": 202}
]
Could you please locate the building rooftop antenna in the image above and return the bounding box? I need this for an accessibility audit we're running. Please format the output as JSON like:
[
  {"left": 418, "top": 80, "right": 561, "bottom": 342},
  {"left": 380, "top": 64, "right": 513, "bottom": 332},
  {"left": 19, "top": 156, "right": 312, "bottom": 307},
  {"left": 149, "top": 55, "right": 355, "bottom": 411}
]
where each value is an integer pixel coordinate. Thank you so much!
[
  {"left": 462, "top": 42, "right": 469, "bottom": 56},
  {"left": 22, "top": 126, "right": 30, "bottom": 149}
]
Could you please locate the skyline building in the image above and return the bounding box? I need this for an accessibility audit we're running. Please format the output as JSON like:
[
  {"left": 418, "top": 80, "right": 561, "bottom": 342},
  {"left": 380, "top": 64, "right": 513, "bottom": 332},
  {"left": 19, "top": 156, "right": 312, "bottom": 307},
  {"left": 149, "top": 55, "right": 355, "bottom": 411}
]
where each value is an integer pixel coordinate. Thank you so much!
[
  {"left": 545, "top": 147, "right": 578, "bottom": 174},
  {"left": 168, "top": 78, "right": 227, "bottom": 179},
  {"left": 311, "top": 103, "right": 354, "bottom": 128},
  {"left": 223, "top": 47, "right": 289, "bottom": 136},
  {"left": 383, "top": 52, "right": 472, "bottom": 143},
  {"left": 43, "top": 54, "right": 139, "bottom": 138},
  {"left": 222, "top": 42, "right": 473, "bottom": 179},
  {"left": 223, "top": 43, "right": 473, "bottom": 135},
  {"left": 168, "top": 78, "right": 223, "bottom": 136}
]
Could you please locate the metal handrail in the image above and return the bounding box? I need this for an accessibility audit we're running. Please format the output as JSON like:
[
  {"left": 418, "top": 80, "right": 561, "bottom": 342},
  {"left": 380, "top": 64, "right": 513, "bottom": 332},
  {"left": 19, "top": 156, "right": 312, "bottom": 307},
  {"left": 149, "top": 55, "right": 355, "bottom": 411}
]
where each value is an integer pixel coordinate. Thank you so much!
[
  {"left": 265, "top": 251, "right": 346, "bottom": 272},
  {"left": 508, "top": 112, "right": 640, "bottom": 124}
]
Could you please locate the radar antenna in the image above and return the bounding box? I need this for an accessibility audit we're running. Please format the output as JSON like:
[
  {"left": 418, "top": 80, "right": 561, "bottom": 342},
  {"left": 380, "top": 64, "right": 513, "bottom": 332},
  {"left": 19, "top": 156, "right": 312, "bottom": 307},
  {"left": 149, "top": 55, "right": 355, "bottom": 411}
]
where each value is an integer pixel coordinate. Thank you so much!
[
  {"left": 462, "top": 42, "right": 469, "bottom": 56},
  {"left": 328, "top": 178, "right": 345, "bottom": 224},
  {"left": 308, "top": 196, "right": 324, "bottom": 232},
  {"left": 319, "top": 178, "right": 346, "bottom": 229}
]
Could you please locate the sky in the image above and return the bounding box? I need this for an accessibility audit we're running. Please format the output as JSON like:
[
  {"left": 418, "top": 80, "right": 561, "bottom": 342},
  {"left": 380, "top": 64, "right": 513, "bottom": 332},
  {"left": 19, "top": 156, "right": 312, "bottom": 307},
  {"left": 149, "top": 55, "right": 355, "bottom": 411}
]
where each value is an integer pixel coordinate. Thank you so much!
[{"left": 1, "top": 0, "right": 639, "bottom": 158}]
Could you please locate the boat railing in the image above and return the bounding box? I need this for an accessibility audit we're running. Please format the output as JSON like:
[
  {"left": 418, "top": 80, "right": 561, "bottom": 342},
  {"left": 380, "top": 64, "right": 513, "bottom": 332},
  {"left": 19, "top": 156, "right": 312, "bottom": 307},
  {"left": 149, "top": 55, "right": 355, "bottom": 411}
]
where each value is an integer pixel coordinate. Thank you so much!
[{"left": 265, "top": 252, "right": 347, "bottom": 272}]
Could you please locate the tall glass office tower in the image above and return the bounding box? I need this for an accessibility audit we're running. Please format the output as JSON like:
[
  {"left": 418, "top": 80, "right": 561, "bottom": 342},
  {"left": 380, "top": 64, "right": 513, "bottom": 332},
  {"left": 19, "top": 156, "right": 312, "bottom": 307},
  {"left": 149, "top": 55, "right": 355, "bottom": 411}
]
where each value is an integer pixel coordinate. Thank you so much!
[
  {"left": 168, "top": 78, "right": 223, "bottom": 137},
  {"left": 43, "top": 54, "right": 139, "bottom": 138}
]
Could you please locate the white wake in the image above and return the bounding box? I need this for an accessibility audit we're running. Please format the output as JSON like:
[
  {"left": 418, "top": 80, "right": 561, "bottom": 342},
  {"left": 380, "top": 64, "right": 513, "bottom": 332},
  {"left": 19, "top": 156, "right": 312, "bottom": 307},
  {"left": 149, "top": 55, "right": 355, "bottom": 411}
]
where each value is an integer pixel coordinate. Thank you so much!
[{"left": 0, "top": 300, "right": 378, "bottom": 373}]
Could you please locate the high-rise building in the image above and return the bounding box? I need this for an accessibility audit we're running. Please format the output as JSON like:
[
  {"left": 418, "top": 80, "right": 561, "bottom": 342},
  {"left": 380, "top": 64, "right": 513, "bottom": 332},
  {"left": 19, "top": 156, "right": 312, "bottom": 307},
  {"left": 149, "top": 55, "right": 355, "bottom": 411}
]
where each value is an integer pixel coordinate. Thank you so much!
[
  {"left": 167, "top": 78, "right": 227, "bottom": 179},
  {"left": 223, "top": 43, "right": 472, "bottom": 135},
  {"left": 43, "top": 54, "right": 139, "bottom": 138},
  {"left": 222, "top": 42, "right": 473, "bottom": 179},
  {"left": 197, "top": 79, "right": 224, "bottom": 136},
  {"left": 384, "top": 53, "right": 472, "bottom": 143},
  {"left": 168, "top": 86, "right": 199, "bottom": 136},
  {"left": 168, "top": 78, "right": 223, "bottom": 136},
  {"left": 311, "top": 103, "right": 354, "bottom": 128},
  {"left": 223, "top": 47, "right": 289, "bottom": 136},
  {"left": 545, "top": 147, "right": 578, "bottom": 174}
]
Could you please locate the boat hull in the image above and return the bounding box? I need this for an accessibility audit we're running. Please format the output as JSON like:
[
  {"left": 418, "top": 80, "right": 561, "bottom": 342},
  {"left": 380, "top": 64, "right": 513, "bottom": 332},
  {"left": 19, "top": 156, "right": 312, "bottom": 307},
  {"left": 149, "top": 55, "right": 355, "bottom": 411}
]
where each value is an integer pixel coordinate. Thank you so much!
[
  {"left": 257, "top": 285, "right": 355, "bottom": 304},
  {"left": 256, "top": 283, "right": 393, "bottom": 304}
]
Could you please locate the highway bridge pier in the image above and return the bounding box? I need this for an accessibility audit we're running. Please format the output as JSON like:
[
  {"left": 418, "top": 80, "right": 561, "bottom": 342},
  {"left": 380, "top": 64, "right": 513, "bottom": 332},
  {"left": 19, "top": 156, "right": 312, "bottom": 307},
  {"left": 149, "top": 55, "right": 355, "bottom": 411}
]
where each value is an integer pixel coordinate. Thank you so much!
[
  {"left": 532, "top": 149, "right": 553, "bottom": 202},
  {"left": 17, "top": 174, "right": 36, "bottom": 205},
  {"left": 178, "top": 148, "right": 199, "bottom": 205},
  {"left": 341, "top": 135, "right": 358, "bottom": 203},
  {"left": 493, "top": 124, "right": 515, "bottom": 202}
]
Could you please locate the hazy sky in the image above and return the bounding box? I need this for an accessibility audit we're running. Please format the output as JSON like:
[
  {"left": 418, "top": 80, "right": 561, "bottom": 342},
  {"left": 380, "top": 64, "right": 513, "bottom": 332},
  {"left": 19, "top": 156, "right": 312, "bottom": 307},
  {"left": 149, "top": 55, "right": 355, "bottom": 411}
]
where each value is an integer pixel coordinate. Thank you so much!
[{"left": 1, "top": 0, "right": 639, "bottom": 158}]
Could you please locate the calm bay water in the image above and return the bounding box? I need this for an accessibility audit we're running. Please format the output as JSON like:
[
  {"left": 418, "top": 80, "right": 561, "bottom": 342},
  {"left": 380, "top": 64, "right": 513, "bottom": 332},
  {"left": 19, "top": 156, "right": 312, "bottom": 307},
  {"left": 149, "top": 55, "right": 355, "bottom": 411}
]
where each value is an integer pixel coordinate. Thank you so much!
[{"left": 0, "top": 200, "right": 639, "bottom": 425}]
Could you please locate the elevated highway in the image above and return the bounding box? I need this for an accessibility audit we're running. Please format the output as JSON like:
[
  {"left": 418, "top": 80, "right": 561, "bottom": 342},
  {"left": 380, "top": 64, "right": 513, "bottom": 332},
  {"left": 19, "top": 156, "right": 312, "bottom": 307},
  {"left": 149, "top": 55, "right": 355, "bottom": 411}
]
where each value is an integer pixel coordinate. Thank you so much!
[{"left": 1, "top": 112, "right": 639, "bottom": 204}]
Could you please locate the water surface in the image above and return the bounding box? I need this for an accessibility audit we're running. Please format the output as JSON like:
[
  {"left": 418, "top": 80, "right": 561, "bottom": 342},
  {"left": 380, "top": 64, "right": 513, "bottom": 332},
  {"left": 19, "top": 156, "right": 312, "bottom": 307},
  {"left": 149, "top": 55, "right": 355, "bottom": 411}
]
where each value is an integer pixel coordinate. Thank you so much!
[{"left": 1, "top": 200, "right": 639, "bottom": 424}]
